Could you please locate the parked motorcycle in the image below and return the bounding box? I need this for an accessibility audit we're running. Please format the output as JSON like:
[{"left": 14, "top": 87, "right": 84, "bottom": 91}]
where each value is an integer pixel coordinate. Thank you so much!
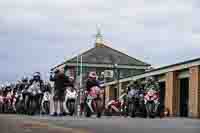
[
  {"left": 14, "top": 90, "right": 25, "bottom": 114},
  {"left": 64, "top": 87, "right": 77, "bottom": 116},
  {"left": 0, "top": 95, "right": 3, "bottom": 113},
  {"left": 84, "top": 86, "right": 104, "bottom": 118},
  {"left": 105, "top": 93, "right": 128, "bottom": 116},
  {"left": 3, "top": 92, "right": 13, "bottom": 113},
  {"left": 144, "top": 88, "right": 160, "bottom": 118},
  {"left": 127, "top": 89, "right": 146, "bottom": 117},
  {"left": 27, "top": 82, "right": 43, "bottom": 115},
  {"left": 41, "top": 91, "right": 51, "bottom": 114}
]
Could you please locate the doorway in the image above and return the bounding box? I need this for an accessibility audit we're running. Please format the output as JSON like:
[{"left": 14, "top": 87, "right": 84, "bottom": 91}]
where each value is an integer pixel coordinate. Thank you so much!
[
  {"left": 179, "top": 78, "right": 189, "bottom": 117},
  {"left": 159, "top": 82, "right": 166, "bottom": 108}
]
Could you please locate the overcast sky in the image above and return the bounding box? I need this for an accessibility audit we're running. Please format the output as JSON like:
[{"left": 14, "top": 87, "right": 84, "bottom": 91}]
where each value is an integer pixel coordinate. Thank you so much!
[{"left": 0, "top": 0, "right": 199, "bottom": 83}]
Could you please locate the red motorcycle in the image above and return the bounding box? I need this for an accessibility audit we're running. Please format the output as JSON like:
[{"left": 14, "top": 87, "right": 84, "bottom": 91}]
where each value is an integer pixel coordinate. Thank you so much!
[
  {"left": 84, "top": 86, "right": 104, "bottom": 118},
  {"left": 144, "top": 88, "right": 160, "bottom": 118},
  {"left": 105, "top": 93, "right": 128, "bottom": 116},
  {"left": 0, "top": 95, "right": 3, "bottom": 113},
  {"left": 3, "top": 92, "right": 13, "bottom": 113}
]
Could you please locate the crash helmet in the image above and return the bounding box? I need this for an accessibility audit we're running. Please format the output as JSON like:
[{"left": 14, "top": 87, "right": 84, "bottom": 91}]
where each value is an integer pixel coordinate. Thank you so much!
[
  {"left": 33, "top": 72, "right": 41, "bottom": 80},
  {"left": 1, "top": 84, "right": 5, "bottom": 89},
  {"left": 5, "top": 83, "right": 12, "bottom": 91},
  {"left": 146, "top": 76, "right": 154, "bottom": 82},
  {"left": 21, "top": 76, "right": 28, "bottom": 83},
  {"left": 0, "top": 84, "right": 4, "bottom": 91},
  {"left": 69, "top": 76, "right": 75, "bottom": 82},
  {"left": 88, "top": 72, "right": 97, "bottom": 80}
]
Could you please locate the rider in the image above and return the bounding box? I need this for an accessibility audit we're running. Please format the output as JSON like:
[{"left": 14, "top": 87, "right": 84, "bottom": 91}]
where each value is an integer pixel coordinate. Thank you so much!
[
  {"left": 29, "top": 72, "right": 44, "bottom": 88},
  {"left": 28, "top": 72, "right": 44, "bottom": 114},
  {"left": 4, "top": 83, "right": 12, "bottom": 99},
  {"left": 86, "top": 72, "right": 100, "bottom": 93},
  {"left": 0, "top": 85, "right": 4, "bottom": 103},
  {"left": 144, "top": 77, "right": 159, "bottom": 92},
  {"left": 144, "top": 76, "right": 160, "bottom": 114}
]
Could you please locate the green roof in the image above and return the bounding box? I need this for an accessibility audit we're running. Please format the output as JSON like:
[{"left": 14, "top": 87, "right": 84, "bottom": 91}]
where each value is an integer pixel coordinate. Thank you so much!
[
  {"left": 67, "top": 44, "right": 149, "bottom": 65},
  {"left": 52, "top": 44, "right": 150, "bottom": 70}
]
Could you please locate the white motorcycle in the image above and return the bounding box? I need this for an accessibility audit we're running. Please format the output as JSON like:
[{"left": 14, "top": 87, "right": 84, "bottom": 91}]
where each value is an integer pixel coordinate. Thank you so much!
[
  {"left": 41, "top": 91, "right": 51, "bottom": 114},
  {"left": 64, "top": 87, "right": 77, "bottom": 116}
]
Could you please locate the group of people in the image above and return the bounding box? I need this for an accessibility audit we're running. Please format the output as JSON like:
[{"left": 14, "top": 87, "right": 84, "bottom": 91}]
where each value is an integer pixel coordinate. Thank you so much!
[
  {"left": 0, "top": 69, "right": 168, "bottom": 118},
  {"left": 0, "top": 72, "right": 51, "bottom": 115},
  {"left": 49, "top": 70, "right": 101, "bottom": 117}
]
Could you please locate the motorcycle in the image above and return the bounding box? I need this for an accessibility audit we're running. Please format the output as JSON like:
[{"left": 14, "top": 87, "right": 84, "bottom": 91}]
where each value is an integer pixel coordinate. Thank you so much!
[
  {"left": 0, "top": 95, "right": 3, "bottom": 113},
  {"left": 3, "top": 91, "right": 13, "bottom": 113},
  {"left": 105, "top": 93, "right": 128, "bottom": 116},
  {"left": 84, "top": 86, "right": 104, "bottom": 118},
  {"left": 144, "top": 88, "right": 160, "bottom": 118},
  {"left": 64, "top": 87, "right": 77, "bottom": 116},
  {"left": 14, "top": 90, "right": 25, "bottom": 114},
  {"left": 41, "top": 91, "right": 51, "bottom": 115},
  {"left": 27, "top": 82, "right": 43, "bottom": 115},
  {"left": 127, "top": 89, "right": 146, "bottom": 117}
]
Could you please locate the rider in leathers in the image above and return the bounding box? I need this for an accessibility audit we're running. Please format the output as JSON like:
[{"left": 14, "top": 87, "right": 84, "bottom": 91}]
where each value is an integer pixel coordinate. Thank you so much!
[
  {"left": 28, "top": 72, "right": 44, "bottom": 114},
  {"left": 144, "top": 77, "right": 160, "bottom": 113},
  {"left": 85, "top": 72, "right": 101, "bottom": 109},
  {"left": 19, "top": 77, "right": 30, "bottom": 113},
  {"left": 86, "top": 72, "right": 100, "bottom": 93}
]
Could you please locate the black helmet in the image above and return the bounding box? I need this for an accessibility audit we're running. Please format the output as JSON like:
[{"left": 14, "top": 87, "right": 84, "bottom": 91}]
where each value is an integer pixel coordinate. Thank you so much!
[
  {"left": 22, "top": 76, "right": 28, "bottom": 82},
  {"left": 33, "top": 72, "right": 41, "bottom": 80}
]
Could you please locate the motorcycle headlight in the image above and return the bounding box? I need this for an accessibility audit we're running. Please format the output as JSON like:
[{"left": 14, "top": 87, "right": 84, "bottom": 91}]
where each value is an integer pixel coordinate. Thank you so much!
[{"left": 33, "top": 91, "right": 36, "bottom": 95}]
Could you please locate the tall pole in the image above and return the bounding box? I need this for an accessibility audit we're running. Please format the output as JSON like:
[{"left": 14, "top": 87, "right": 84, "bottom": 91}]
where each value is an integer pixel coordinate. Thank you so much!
[
  {"left": 80, "top": 56, "right": 83, "bottom": 88},
  {"left": 76, "top": 55, "right": 79, "bottom": 117},
  {"left": 77, "top": 55, "right": 82, "bottom": 117},
  {"left": 77, "top": 56, "right": 79, "bottom": 78}
]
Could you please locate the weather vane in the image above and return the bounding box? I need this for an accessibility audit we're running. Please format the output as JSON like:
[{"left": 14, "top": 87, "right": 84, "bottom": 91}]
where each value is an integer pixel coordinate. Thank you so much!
[{"left": 95, "top": 24, "right": 103, "bottom": 44}]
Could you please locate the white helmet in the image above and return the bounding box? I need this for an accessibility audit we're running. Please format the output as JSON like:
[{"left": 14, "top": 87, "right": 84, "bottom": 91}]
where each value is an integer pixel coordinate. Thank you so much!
[
  {"left": 89, "top": 72, "right": 97, "bottom": 79},
  {"left": 6, "top": 83, "right": 11, "bottom": 88}
]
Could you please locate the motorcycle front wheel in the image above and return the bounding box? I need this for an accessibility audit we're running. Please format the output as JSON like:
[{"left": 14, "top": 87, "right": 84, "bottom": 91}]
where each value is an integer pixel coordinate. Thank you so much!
[
  {"left": 43, "top": 101, "right": 50, "bottom": 114},
  {"left": 0, "top": 103, "right": 3, "bottom": 113},
  {"left": 128, "top": 102, "right": 136, "bottom": 118},
  {"left": 84, "top": 103, "right": 92, "bottom": 118},
  {"left": 146, "top": 102, "right": 155, "bottom": 118},
  {"left": 29, "top": 98, "right": 37, "bottom": 115},
  {"left": 67, "top": 100, "right": 75, "bottom": 116},
  {"left": 96, "top": 99, "right": 102, "bottom": 118}
]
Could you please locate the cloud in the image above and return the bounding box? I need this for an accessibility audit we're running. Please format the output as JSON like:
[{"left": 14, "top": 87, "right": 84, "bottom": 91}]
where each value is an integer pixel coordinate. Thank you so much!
[{"left": 0, "top": 0, "right": 198, "bottom": 82}]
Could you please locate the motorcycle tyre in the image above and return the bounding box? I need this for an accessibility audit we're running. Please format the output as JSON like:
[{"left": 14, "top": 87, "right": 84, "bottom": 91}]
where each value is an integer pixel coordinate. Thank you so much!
[
  {"left": 129, "top": 103, "right": 136, "bottom": 118},
  {"left": 43, "top": 101, "right": 50, "bottom": 114},
  {"left": 29, "top": 99, "right": 37, "bottom": 115},
  {"left": 67, "top": 101, "right": 75, "bottom": 116},
  {"left": 96, "top": 99, "right": 102, "bottom": 118},
  {"left": 84, "top": 104, "right": 92, "bottom": 118},
  {"left": 0, "top": 103, "right": 3, "bottom": 113},
  {"left": 147, "top": 102, "right": 155, "bottom": 118},
  {"left": 15, "top": 100, "right": 23, "bottom": 114}
]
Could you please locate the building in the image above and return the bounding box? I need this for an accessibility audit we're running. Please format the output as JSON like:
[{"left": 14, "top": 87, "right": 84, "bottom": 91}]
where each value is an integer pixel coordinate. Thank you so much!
[
  {"left": 104, "top": 58, "right": 200, "bottom": 118},
  {"left": 51, "top": 30, "right": 150, "bottom": 98}
]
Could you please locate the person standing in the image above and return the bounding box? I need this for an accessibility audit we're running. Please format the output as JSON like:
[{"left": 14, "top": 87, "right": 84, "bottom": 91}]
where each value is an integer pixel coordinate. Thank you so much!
[{"left": 50, "top": 69, "right": 72, "bottom": 116}]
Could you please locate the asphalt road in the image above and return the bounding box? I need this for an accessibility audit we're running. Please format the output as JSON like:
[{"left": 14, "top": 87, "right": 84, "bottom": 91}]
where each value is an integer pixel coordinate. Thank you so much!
[{"left": 0, "top": 114, "right": 200, "bottom": 133}]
